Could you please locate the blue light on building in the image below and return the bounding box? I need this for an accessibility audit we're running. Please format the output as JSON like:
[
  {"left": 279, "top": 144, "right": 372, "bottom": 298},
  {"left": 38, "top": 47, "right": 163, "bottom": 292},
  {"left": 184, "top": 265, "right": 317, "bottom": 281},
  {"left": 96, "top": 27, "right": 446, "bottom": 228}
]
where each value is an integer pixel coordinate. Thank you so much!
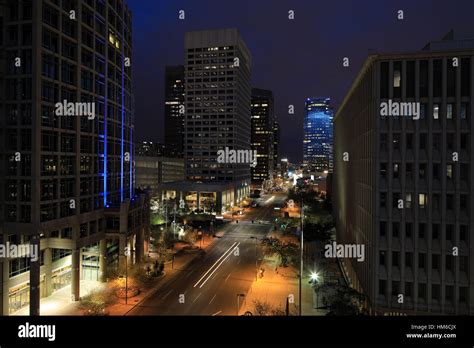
[{"left": 303, "top": 97, "right": 333, "bottom": 172}]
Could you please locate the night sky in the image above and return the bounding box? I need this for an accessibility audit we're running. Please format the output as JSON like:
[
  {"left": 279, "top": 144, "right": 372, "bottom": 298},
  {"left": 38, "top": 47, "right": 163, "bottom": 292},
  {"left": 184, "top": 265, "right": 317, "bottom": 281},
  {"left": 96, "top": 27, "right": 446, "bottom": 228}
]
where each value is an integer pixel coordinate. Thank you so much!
[{"left": 128, "top": 0, "right": 474, "bottom": 163}]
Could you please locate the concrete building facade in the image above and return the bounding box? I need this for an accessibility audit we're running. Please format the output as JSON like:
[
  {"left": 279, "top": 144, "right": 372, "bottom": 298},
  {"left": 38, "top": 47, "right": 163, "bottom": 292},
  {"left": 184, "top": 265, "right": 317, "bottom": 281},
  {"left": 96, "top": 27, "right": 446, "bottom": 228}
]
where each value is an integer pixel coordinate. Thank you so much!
[{"left": 334, "top": 34, "right": 474, "bottom": 315}]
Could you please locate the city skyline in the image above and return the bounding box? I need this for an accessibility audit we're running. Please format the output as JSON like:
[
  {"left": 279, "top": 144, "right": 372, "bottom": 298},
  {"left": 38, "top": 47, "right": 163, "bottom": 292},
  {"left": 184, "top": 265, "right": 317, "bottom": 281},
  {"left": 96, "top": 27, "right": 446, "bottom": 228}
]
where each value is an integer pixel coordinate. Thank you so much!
[
  {"left": 1, "top": 1, "right": 474, "bottom": 345},
  {"left": 128, "top": 0, "right": 474, "bottom": 163}
]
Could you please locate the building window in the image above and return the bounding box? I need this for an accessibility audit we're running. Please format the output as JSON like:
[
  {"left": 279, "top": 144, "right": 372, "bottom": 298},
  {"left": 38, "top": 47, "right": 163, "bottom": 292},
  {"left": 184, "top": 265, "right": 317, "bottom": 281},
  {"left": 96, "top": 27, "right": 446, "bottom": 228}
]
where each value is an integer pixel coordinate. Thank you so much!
[
  {"left": 432, "top": 254, "right": 440, "bottom": 270},
  {"left": 447, "top": 164, "right": 453, "bottom": 179},
  {"left": 380, "top": 163, "right": 387, "bottom": 178},
  {"left": 418, "top": 283, "right": 426, "bottom": 300},
  {"left": 460, "top": 103, "right": 468, "bottom": 119},
  {"left": 405, "top": 223, "right": 412, "bottom": 238},
  {"left": 447, "top": 104, "right": 453, "bottom": 119},
  {"left": 380, "top": 222, "right": 387, "bottom": 237},
  {"left": 419, "top": 194, "right": 427, "bottom": 208},
  {"left": 405, "top": 282, "right": 413, "bottom": 298},
  {"left": 405, "top": 193, "right": 412, "bottom": 208},
  {"left": 380, "top": 192, "right": 387, "bottom": 208},
  {"left": 393, "top": 163, "right": 400, "bottom": 179},
  {"left": 418, "top": 253, "right": 426, "bottom": 270},
  {"left": 419, "top": 223, "right": 426, "bottom": 240},
  {"left": 379, "top": 251, "right": 386, "bottom": 266},
  {"left": 392, "top": 252, "right": 399, "bottom": 267},
  {"left": 433, "top": 104, "right": 439, "bottom": 119},
  {"left": 405, "top": 252, "right": 412, "bottom": 267},
  {"left": 446, "top": 286, "right": 454, "bottom": 303},
  {"left": 432, "top": 284, "right": 440, "bottom": 301},
  {"left": 379, "top": 279, "right": 386, "bottom": 296}
]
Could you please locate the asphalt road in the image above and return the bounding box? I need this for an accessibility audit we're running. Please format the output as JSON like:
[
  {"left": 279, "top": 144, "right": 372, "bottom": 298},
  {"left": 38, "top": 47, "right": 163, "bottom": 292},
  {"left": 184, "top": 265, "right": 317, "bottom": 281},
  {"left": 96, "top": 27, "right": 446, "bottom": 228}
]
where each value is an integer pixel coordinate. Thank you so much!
[{"left": 128, "top": 193, "right": 287, "bottom": 316}]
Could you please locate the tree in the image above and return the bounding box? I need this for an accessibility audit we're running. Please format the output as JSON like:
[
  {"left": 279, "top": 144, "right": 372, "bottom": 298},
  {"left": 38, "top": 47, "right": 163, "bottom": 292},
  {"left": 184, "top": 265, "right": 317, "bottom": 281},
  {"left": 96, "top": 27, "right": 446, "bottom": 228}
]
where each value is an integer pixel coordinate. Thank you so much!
[
  {"left": 303, "top": 215, "right": 335, "bottom": 244},
  {"left": 261, "top": 237, "right": 298, "bottom": 268},
  {"left": 314, "top": 282, "right": 368, "bottom": 315}
]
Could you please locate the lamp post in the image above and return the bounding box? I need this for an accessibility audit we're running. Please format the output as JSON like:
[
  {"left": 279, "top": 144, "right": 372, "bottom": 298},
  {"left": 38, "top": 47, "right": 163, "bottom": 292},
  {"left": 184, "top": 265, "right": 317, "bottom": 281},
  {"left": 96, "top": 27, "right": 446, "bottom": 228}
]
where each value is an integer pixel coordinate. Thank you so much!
[
  {"left": 250, "top": 236, "right": 258, "bottom": 281},
  {"left": 299, "top": 197, "right": 304, "bottom": 316},
  {"left": 310, "top": 272, "right": 319, "bottom": 309},
  {"left": 173, "top": 203, "right": 177, "bottom": 240},
  {"left": 236, "top": 293, "right": 245, "bottom": 315},
  {"left": 123, "top": 246, "right": 130, "bottom": 305}
]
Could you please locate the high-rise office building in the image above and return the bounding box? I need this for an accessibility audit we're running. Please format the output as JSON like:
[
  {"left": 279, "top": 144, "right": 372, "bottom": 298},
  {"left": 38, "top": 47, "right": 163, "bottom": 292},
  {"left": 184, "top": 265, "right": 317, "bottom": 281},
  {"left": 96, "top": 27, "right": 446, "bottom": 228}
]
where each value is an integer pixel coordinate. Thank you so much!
[
  {"left": 273, "top": 120, "right": 280, "bottom": 174},
  {"left": 303, "top": 97, "right": 333, "bottom": 172},
  {"left": 0, "top": 0, "right": 148, "bottom": 315},
  {"left": 158, "top": 29, "right": 251, "bottom": 213},
  {"left": 137, "top": 141, "right": 165, "bottom": 157},
  {"left": 164, "top": 65, "right": 185, "bottom": 158},
  {"left": 250, "top": 88, "right": 274, "bottom": 186},
  {"left": 334, "top": 33, "right": 474, "bottom": 315}
]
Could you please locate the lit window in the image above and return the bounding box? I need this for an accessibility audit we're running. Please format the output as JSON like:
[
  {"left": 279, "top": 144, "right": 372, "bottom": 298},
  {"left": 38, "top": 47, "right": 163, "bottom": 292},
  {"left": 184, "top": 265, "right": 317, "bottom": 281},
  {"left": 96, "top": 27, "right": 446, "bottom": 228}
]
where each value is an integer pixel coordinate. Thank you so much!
[
  {"left": 433, "top": 104, "right": 439, "bottom": 119},
  {"left": 393, "top": 70, "right": 401, "bottom": 87},
  {"left": 447, "top": 164, "right": 453, "bottom": 179},
  {"left": 447, "top": 104, "right": 453, "bottom": 119},
  {"left": 406, "top": 193, "right": 412, "bottom": 208},
  {"left": 419, "top": 194, "right": 427, "bottom": 208}
]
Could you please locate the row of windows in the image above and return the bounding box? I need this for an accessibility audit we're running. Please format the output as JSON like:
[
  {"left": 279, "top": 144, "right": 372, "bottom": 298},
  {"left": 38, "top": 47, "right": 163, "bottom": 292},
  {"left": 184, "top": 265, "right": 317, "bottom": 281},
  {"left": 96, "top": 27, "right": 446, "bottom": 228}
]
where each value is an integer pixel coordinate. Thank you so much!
[
  {"left": 380, "top": 252, "right": 468, "bottom": 271},
  {"left": 380, "top": 132, "right": 469, "bottom": 152},
  {"left": 379, "top": 222, "right": 469, "bottom": 240},
  {"left": 379, "top": 280, "right": 469, "bottom": 303},
  {"left": 380, "top": 58, "right": 471, "bottom": 99},
  {"left": 380, "top": 162, "right": 469, "bottom": 181}
]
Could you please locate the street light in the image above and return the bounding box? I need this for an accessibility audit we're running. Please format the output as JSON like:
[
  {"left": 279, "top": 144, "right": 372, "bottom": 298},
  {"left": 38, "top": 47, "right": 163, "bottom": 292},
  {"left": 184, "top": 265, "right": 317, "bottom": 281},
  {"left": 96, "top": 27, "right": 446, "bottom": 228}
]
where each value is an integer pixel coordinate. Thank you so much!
[
  {"left": 310, "top": 272, "right": 319, "bottom": 283},
  {"left": 309, "top": 271, "right": 320, "bottom": 310},
  {"left": 121, "top": 246, "right": 130, "bottom": 305},
  {"left": 236, "top": 293, "right": 245, "bottom": 315},
  {"left": 299, "top": 197, "right": 304, "bottom": 316},
  {"left": 250, "top": 237, "right": 259, "bottom": 281}
]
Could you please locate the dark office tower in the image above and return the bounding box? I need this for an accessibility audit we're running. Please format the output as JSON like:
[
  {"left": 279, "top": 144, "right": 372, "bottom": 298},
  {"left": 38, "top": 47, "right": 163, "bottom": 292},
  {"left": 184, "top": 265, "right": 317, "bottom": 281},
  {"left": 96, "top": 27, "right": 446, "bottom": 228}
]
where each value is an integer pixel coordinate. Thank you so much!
[
  {"left": 334, "top": 32, "right": 474, "bottom": 315},
  {"left": 303, "top": 98, "right": 333, "bottom": 172},
  {"left": 273, "top": 120, "right": 280, "bottom": 173},
  {"left": 164, "top": 65, "right": 185, "bottom": 158},
  {"left": 250, "top": 88, "right": 274, "bottom": 186},
  {"left": 0, "top": 0, "right": 148, "bottom": 316}
]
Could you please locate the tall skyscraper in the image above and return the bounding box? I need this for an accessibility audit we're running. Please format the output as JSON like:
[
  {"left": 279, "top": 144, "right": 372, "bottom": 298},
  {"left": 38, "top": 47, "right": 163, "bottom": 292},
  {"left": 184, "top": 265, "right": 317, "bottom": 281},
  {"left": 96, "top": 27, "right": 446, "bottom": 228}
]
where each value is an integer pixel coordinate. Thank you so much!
[
  {"left": 158, "top": 29, "right": 251, "bottom": 212},
  {"left": 0, "top": 0, "right": 148, "bottom": 315},
  {"left": 334, "top": 33, "right": 474, "bottom": 315},
  {"left": 164, "top": 65, "right": 185, "bottom": 158},
  {"left": 251, "top": 88, "right": 274, "bottom": 186},
  {"left": 273, "top": 120, "right": 280, "bottom": 174},
  {"left": 303, "top": 97, "right": 333, "bottom": 172}
]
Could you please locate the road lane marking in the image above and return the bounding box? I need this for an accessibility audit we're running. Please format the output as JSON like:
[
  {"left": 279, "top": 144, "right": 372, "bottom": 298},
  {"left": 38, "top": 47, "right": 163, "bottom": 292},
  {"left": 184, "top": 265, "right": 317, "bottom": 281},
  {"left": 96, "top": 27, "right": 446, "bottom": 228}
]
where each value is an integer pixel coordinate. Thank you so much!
[
  {"left": 162, "top": 289, "right": 173, "bottom": 300},
  {"left": 193, "top": 241, "right": 238, "bottom": 288},
  {"left": 193, "top": 293, "right": 202, "bottom": 303},
  {"left": 212, "top": 310, "right": 222, "bottom": 316},
  {"left": 209, "top": 293, "right": 217, "bottom": 304},
  {"left": 225, "top": 272, "right": 231, "bottom": 282},
  {"left": 199, "top": 242, "right": 240, "bottom": 288}
]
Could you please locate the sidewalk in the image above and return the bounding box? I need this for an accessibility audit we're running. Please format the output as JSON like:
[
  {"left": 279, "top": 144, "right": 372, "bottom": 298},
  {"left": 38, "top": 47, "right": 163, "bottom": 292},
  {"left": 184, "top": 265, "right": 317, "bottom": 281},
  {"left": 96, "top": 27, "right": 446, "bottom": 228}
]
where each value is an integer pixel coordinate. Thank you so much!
[
  {"left": 238, "top": 257, "right": 325, "bottom": 316},
  {"left": 15, "top": 233, "right": 219, "bottom": 316}
]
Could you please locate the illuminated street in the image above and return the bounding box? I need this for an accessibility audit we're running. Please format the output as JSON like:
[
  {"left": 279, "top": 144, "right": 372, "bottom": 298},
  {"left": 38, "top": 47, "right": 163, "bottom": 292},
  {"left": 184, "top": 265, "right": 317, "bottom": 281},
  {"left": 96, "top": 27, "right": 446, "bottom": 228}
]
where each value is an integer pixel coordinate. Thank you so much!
[{"left": 129, "top": 194, "right": 287, "bottom": 315}]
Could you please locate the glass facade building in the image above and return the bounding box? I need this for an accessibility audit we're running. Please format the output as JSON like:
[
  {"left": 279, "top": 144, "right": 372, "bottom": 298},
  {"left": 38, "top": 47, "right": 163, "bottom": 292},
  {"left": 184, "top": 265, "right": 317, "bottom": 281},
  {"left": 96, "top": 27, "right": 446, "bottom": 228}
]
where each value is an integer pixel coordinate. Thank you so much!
[{"left": 303, "top": 97, "right": 333, "bottom": 172}]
